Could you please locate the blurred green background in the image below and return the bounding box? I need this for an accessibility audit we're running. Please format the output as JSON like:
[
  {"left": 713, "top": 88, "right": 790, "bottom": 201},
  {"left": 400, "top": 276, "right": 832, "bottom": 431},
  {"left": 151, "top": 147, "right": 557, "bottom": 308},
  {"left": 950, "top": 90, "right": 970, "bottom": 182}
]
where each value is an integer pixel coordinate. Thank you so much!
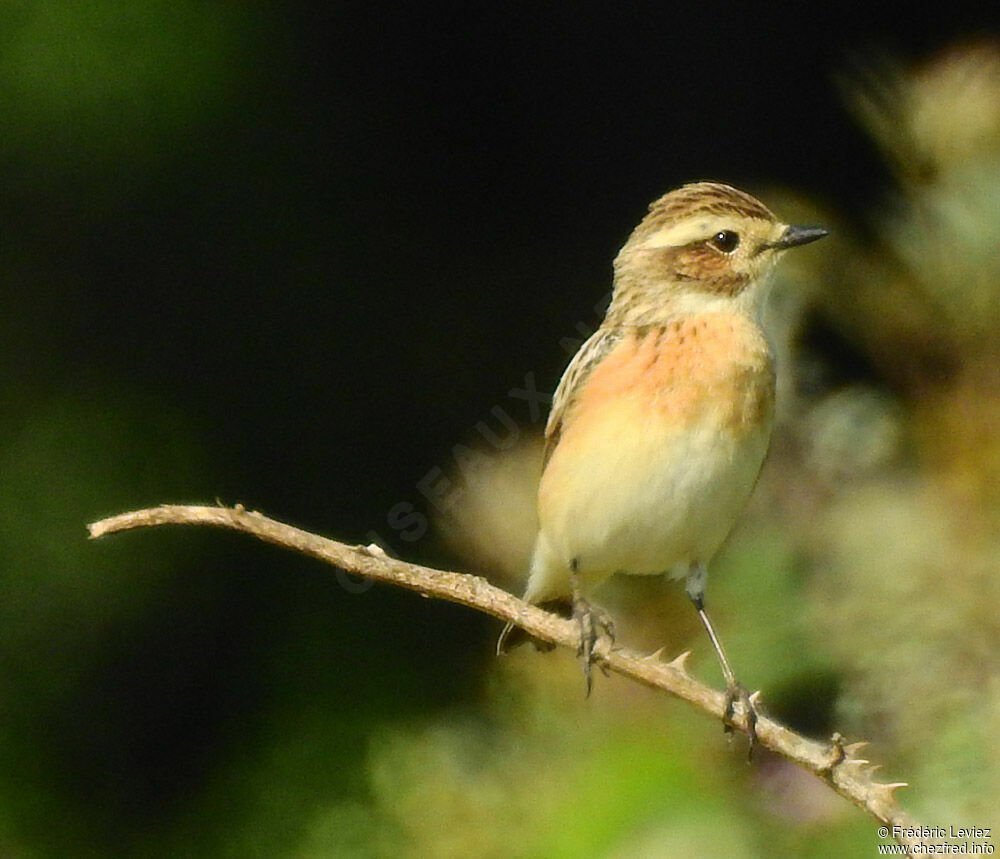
[{"left": 3, "top": 2, "right": 1000, "bottom": 856}]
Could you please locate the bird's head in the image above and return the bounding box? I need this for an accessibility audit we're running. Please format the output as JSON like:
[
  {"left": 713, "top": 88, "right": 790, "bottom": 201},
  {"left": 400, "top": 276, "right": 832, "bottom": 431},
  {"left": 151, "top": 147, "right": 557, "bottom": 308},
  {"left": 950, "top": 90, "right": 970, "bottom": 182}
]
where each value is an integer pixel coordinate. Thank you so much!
[{"left": 608, "top": 182, "right": 827, "bottom": 325}]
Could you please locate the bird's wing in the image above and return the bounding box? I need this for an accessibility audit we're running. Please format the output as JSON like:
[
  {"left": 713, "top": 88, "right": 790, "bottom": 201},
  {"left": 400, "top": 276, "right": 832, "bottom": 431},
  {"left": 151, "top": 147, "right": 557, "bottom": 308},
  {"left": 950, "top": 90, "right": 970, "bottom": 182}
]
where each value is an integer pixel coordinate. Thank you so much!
[{"left": 543, "top": 327, "right": 622, "bottom": 467}]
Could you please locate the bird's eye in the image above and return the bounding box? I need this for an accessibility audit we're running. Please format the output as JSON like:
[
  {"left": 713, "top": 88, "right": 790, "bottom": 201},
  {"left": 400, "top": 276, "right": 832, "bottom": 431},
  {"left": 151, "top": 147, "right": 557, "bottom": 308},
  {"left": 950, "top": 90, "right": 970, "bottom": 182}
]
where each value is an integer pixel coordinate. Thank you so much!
[{"left": 709, "top": 230, "right": 740, "bottom": 253}]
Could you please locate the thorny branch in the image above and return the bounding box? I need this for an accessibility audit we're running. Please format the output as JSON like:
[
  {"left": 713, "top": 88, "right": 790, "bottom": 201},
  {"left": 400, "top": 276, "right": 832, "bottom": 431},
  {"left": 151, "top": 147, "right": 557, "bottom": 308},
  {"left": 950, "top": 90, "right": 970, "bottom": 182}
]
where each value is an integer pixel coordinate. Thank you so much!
[{"left": 89, "top": 503, "right": 925, "bottom": 856}]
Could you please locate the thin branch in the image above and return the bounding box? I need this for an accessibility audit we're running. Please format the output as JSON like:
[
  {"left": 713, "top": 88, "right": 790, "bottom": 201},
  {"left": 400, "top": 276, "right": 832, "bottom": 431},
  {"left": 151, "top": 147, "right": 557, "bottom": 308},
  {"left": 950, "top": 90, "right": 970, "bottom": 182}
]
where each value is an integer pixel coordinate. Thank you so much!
[{"left": 89, "top": 503, "right": 925, "bottom": 856}]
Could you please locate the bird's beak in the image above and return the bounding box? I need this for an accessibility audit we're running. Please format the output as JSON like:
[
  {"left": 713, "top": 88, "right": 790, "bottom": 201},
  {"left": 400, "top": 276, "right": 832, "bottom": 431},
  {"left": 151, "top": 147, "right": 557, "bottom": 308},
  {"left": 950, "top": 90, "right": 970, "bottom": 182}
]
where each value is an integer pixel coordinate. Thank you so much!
[{"left": 771, "top": 224, "right": 829, "bottom": 249}]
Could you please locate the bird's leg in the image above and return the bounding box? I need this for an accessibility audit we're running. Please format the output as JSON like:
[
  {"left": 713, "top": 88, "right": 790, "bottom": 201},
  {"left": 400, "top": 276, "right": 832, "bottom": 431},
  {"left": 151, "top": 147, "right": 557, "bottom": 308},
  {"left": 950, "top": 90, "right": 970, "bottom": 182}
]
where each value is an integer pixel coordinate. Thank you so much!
[
  {"left": 570, "top": 568, "right": 614, "bottom": 696},
  {"left": 685, "top": 563, "right": 758, "bottom": 753}
]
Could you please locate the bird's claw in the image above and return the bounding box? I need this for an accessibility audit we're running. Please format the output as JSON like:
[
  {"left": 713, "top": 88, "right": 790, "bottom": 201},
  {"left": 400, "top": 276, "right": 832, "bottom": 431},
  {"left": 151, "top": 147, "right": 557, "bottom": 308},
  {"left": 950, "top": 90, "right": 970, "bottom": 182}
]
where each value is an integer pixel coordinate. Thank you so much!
[
  {"left": 723, "top": 682, "right": 759, "bottom": 760},
  {"left": 573, "top": 597, "right": 615, "bottom": 696}
]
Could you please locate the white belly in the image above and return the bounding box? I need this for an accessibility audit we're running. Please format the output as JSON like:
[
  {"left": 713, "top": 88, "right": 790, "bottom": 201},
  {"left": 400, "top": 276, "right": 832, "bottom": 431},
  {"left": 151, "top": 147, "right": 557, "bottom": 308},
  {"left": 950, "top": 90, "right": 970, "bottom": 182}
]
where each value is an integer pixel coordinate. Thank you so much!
[
  {"left": 524, "top": 315, "right": 775, "bottom": 605},
  {"left": 527, "top": 397, "right": 771, "bottom": 602}
]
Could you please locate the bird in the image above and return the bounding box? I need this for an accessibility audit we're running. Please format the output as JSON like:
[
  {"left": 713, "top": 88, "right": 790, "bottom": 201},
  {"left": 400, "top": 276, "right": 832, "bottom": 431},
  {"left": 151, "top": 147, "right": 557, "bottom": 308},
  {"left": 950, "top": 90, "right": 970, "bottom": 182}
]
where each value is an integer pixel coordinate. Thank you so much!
[{"left": 497, "top": 181, "right": 828, "bottom": 743}]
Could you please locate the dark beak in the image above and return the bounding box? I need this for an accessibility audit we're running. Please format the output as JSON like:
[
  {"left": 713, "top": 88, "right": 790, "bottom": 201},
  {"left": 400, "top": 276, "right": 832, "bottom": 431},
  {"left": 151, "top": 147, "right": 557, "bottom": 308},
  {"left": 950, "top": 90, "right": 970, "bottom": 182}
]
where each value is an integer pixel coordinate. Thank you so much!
[{"left": 772, "top": 224, "right": 829, "bottom": 250}]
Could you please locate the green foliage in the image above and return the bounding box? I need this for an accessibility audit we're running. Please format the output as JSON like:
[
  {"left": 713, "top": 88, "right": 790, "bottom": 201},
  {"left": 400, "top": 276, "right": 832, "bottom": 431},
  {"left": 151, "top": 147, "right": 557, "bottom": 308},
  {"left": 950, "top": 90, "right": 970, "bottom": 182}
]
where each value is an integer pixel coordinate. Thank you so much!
[
  {"left": 0, "top": 1, "right": 264, "bottom": 173},
  {"left": 0, "top": 383, "right": 208, "bottom": 852}
]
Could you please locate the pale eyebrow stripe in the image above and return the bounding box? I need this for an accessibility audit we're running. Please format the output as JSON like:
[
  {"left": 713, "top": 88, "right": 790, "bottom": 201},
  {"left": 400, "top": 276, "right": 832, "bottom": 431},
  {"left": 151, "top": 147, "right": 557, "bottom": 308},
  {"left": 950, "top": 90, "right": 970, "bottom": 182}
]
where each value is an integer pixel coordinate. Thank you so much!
[{"left": 640, "top": 215, "right": 737, "bottom": 249}]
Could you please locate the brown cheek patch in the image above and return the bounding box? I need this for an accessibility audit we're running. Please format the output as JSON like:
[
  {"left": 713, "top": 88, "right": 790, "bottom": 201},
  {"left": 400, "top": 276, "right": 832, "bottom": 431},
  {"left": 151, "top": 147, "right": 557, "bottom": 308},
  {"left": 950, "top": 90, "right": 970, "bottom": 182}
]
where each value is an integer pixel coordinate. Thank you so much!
[{"left": 660, "top": 245, "right": 750, "bottom": 296}]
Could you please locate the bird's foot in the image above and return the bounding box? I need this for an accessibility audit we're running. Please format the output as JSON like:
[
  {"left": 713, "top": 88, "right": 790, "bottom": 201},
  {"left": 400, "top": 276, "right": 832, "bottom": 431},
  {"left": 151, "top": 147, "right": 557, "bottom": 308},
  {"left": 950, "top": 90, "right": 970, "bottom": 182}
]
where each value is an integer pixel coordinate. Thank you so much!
[
  {"left": 723, "top": 681, "right": 759, "bottom": 760},
  {"left": 572, "top": 594, "right": 615, "bottom": 696}
]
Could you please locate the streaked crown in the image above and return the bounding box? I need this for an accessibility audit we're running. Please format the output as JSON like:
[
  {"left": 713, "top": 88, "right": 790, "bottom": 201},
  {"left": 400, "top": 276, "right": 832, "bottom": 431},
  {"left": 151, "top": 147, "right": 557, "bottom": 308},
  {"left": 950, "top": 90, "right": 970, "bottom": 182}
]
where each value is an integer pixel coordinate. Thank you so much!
[{"left": 607, "top": 182, "right": 826, "bottom": 326}]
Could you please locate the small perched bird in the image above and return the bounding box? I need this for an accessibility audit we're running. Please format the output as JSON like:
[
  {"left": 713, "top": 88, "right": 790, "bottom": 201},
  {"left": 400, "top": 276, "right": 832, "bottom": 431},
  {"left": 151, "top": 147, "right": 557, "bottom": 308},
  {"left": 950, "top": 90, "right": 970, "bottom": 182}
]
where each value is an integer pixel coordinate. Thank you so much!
[{"left": 498, "top": 182, "right": 828, "bottom": 741}]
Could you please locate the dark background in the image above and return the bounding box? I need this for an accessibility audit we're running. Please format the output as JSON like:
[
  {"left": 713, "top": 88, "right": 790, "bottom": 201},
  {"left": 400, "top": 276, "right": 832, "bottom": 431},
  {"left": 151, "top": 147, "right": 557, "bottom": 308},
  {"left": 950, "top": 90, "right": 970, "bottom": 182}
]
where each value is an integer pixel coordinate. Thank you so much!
[{"left": 2, "top": 2, "right": 998, "bottom": 854}]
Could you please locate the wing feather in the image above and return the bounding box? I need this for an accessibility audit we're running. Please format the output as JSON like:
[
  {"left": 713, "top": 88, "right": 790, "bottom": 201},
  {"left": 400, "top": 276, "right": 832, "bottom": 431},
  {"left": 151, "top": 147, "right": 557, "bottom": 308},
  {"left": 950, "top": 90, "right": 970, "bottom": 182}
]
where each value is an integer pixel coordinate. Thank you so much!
[{"left": 543, "top": 327, "right": 623, "bottom": 467}]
